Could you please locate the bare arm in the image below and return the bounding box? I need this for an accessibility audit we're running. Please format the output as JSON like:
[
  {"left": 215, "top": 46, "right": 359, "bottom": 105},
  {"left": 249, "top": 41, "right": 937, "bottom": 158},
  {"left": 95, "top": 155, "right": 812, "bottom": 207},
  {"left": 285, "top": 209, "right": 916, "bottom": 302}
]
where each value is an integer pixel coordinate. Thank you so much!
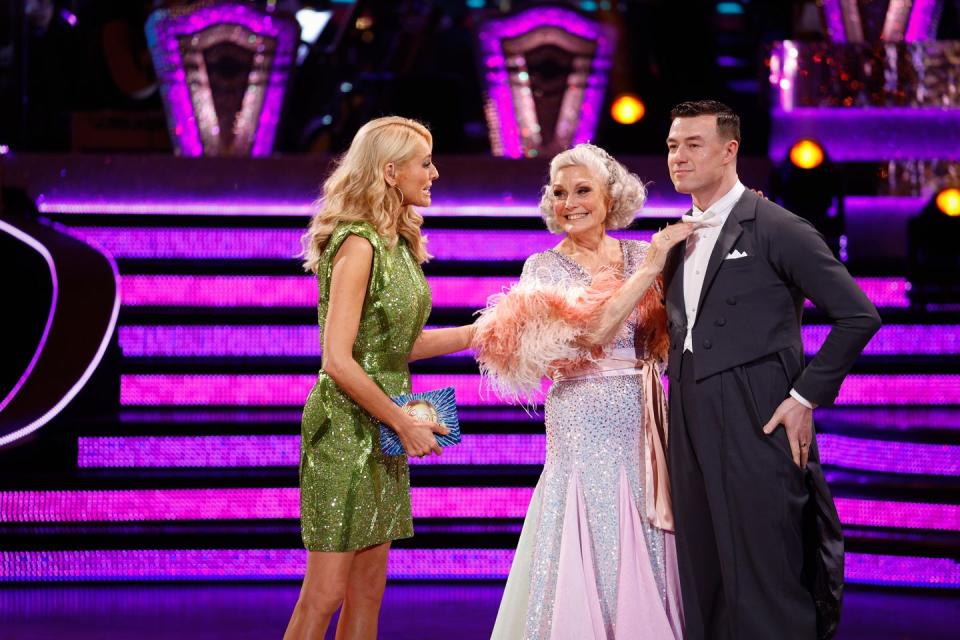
[
  {"left": 322, "top": 235, "right": 446, "bottom": 457},
  {"left": 583, "top": 262, "right": 661, "bottom": 346},
  {"left": 582, "top": 223, "right": 695, "bottom": 347},
  {"left": 409, "top": 325, "right": 475, "bottom": 362}
]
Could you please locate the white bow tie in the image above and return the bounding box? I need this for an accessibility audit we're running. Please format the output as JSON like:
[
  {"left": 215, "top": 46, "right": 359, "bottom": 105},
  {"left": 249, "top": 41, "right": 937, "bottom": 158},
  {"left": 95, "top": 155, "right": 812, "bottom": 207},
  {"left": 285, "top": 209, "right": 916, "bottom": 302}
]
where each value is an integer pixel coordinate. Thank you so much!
[{"left": 681, "top": 209, "right": 724, "bottom": 229}]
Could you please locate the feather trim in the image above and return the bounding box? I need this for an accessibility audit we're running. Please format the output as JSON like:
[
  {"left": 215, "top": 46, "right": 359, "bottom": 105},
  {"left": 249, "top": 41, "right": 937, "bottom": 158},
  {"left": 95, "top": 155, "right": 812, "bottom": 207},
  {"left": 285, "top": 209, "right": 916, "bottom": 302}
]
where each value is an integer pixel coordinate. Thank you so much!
[{"left": 472, "top": 269, "right": 668, "bottom": 404}]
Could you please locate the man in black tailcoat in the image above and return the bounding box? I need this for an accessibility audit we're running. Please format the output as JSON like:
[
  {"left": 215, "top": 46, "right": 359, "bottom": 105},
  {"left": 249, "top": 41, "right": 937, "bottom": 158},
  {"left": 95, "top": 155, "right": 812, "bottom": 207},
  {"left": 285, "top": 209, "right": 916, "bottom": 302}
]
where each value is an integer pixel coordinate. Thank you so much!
[{"left": 662, "top": 101, "right": 881, "bottom": 639}]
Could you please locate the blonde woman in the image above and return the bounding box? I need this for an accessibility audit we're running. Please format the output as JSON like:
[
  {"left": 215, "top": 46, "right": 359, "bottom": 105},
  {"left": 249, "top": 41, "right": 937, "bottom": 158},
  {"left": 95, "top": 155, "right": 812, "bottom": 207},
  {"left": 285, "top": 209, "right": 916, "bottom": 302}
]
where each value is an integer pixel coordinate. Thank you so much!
[{"left": 284, "top": 117, "right": 474, "bottom": 640}]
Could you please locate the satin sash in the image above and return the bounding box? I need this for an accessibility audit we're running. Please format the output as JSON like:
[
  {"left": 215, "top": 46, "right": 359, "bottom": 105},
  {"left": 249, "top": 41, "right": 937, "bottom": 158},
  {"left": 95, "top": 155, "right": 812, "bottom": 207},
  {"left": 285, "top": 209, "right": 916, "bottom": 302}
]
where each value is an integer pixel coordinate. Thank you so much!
[{"left": 553, "top": 349, "right": 674, "bottom": 532}]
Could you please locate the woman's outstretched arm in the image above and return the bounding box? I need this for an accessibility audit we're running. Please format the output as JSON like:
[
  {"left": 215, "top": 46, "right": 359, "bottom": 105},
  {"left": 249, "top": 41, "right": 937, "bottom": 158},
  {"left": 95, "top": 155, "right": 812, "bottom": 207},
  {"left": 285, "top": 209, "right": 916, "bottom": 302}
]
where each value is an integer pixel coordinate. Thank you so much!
[
  {"left": 582, "top": 222, "right": 694, "bottom": 347},
  {"left": 408, "top": 325, "right": 475, "bottom": 362}
]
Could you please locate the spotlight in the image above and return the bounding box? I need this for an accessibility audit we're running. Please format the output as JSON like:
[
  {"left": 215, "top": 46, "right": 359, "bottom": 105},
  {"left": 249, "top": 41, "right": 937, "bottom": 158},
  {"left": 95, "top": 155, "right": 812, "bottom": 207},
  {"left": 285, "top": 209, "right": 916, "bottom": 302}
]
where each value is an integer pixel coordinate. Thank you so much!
[
  {"left": 775, "top": 140, "right": 843, "bottom": 258},
  {"left": 716, "top": 2, "right": 745, "bottom": 14},
  {"left": 60, "top": 10, "right": 78, "bottom": 27},
  {"left": 789, "top": 139, "right": 824, "bottom": 170},
  {"left": 908, "top": 186, "right": 960, "bottom": 308},
  {"left": 935, "top": 187, "right": 960, "bottom": 217},
  {"left": 611, "top": 94, "right": 645, "bottom": 125},
  {"left": 296, "top": 9, "right": 332, "bottom": 45},
  {"left": 295, "top": 8, "right": 332, "bottom": 64}
]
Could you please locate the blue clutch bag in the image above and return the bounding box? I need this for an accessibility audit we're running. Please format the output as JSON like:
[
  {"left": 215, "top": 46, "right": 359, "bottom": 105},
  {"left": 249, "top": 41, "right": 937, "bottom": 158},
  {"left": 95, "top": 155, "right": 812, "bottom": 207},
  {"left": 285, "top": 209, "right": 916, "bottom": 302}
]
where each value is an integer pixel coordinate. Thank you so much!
[{"left": 379, "top": 387, "right": 461, "bottom": 457}]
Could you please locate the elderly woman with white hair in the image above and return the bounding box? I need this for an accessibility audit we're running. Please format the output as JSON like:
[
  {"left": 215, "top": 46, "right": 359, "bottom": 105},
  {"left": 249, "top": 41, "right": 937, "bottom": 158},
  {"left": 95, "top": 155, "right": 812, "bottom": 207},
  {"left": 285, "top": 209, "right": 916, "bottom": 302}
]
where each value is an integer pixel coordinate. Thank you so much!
[{"left": 475, "top": 144, "right": 694, "bottom": 639}]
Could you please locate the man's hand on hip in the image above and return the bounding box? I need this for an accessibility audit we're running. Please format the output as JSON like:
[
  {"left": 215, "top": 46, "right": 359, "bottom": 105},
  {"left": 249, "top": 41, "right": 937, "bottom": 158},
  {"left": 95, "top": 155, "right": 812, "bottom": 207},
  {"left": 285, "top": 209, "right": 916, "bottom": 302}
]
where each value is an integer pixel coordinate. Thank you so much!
[{"left": 762, "top": 396, "right": 814, "bottom": 469}]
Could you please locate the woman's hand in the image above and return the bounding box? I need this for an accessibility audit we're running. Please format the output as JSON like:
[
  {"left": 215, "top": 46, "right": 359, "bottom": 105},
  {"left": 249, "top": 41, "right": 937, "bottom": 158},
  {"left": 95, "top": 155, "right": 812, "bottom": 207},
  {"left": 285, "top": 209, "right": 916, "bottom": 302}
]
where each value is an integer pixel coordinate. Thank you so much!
[
  {"left": 581, "top": 222, "right": 693, "bottom": 347},
  {"left": 643, "top": 222, "right": 696, "bottom": 272},
  {"left": 393, "top": 417, "right": 448, "bottom": 458}
]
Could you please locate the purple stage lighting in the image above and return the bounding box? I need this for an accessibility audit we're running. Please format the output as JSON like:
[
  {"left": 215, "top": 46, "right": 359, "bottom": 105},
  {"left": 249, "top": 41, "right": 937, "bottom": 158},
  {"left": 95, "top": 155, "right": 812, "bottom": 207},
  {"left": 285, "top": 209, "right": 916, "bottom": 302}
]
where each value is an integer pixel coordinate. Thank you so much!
[
  {"left": 76, "top": 434, "right": 547, "bottom": 468},
  {"left": 820, "top": 0, "right": 847, "bottom": 42},
  {"left": 2, "top": 489, "right": 957, "bottom": 529},
  {"left": 770, "top": 108, "right": 960, "bottom": 162},
  {"left": 38, "top": 199, "right": 689, "bottom": 218},
  {"left": 0, "top": 487, "right": 530, "bottom": 522},
  {"left": 809, "top": 277, "right": 908, "bottom": 308},
  {"left": 117, "top": 373, "right": 960, "bottom": 407},
  {"left": 106, "top": 407, "right": 529, "bottom": 426},
  {"left": 0, "top": 221, "right": 122, "bottom": 449},
  {"left": 118, "top": 374, "right": 540, "bottom": 406},
  {"left": 804, "top": 325, "right": 960, "bottom": 356},
  {"left": 145, "top": 3, "right": 298, "bottom": 156},
  {"left": 843, "top": 553, "right": 960, "bottom": 588},
  {"left": 0, "top": 223, "right": 58, "bottom": 418},
  {"left": 0, "top": 549, "right": 955, "bottom": 586},
  {"left": 60, "top": 10, "right": 78, "bottom": 27},
  {"left": 819, "top": 0, "right": 941, "bottom": 43},
  {"left": 905, "top": 0, "right": 942, "bottom": 41},
  {"left": 42, "top": 200, "right": 313, "bottom": 216},
  {"left": 830, "top": 375, "right": 960, "bottom": 405},
  {"left": 116, "top": 408, "right": 306, "bottom": 425},
  {"left": 118, "top": 325, "right": 320, "bottom": 357},
  {"left": 843, "top": 196, "right": 927, "bottom": 218},
  {"left": 834, "top": 498, "right": 960, "bottom": 531},
  {"left": 74, "top": 227, "right": 304, "bottom": 260},
  {"left": 476, "top": 6, "right": 615, "bottom": 158},
  {"left": 816, "top": 408, "right": 960, "bottom": 431},
  {"left": 115, "top": 275, "right": 909, "bottom": 309},
  {"left": 115, "top": 324, "right": 960, "bottom": 358},
  {"left": 0, "top": 548, "right": 512, "bottom": 582},
  {"left": 68, "top": 227, "right": 654, "bottom": 261},
  {"left": 118, "top": 275, "right": 516, "bottom": 309},
  {"left": 78, "top": 435, "right": 302, "bottom": 468},
  {"left": 0, "top": 488, "right": 293, "bottom": 522},
  {"left": 818, "top": 433, "right": 960, "bottom": 476},
  {"left": 77, "top": 432, "right": 960, "bottom": 477}
]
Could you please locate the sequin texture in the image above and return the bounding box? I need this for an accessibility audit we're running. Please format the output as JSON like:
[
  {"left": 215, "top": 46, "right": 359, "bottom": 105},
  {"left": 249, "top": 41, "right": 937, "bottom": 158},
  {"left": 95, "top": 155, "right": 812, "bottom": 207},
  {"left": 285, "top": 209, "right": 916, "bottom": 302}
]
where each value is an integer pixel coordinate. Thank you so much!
[
  {"left": 519, "top": 241, "right": 669, "bottom": 639},
  {"left": 300, "top": 221, "right": 431, "bottom": 552}
]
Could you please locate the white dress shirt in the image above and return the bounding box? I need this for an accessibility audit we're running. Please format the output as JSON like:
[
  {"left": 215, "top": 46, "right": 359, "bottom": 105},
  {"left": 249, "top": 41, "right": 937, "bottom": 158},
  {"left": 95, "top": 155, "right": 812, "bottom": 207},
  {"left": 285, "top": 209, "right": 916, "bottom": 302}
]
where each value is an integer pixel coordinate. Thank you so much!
[
  {"left": 680, "top": 180, "right": 816, "bottom": 410},
  {"left": 682, "top": 180, "right": 745, "bottom": 353}
]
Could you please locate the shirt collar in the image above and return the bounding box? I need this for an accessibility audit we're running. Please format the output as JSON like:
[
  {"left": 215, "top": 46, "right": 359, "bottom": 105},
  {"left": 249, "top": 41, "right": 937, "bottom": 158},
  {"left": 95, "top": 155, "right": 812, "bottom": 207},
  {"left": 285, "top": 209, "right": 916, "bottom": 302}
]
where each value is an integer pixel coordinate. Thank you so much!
[{"left": 690, "top": 180, "right": 746, "bottom": 223}]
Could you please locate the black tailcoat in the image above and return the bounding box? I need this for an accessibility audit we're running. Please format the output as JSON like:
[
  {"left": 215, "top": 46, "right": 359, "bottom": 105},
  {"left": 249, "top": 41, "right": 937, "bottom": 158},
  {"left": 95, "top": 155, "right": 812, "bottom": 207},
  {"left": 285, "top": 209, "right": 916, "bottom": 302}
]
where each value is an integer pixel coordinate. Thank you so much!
[{"left": 664, "top": 190, "right": 881, "bottom": 639}]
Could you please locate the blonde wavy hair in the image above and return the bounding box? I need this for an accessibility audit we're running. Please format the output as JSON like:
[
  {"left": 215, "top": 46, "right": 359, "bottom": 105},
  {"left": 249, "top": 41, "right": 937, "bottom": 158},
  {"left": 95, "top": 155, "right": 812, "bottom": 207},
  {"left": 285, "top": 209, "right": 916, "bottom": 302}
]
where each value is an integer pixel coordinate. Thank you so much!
[
  {"left": 302, "top": 116, "right": 432, "bottom": 273},
  {"left": 538, "top": 143, "right": 648, "bottom": 234}
]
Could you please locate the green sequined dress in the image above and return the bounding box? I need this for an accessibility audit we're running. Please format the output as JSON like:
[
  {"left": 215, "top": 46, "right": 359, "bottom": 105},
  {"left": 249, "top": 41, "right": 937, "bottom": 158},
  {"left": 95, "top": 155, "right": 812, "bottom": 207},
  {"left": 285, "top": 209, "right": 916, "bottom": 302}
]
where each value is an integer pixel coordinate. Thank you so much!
[{"left": 300, "top": 221, "right": 431, "bottom": 552}]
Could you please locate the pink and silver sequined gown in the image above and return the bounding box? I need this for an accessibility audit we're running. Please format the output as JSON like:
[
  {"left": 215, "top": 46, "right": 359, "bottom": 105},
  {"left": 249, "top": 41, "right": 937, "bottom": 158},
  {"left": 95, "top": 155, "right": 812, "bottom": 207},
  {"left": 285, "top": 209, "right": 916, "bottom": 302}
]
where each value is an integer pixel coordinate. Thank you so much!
[{"left": 492, "top": 240, "right": 683, "bottom": 640}]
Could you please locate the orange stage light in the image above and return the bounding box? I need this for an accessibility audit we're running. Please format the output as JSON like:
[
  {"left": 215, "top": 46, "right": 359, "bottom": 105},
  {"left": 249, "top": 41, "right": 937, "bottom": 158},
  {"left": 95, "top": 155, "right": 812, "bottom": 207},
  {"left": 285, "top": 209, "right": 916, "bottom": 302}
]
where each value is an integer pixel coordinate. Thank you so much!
[
  {"left": 789, "top": 139, "right": 825, "bottom": 170},
  {"left": 935, "top": 187, "right": 960, "bottom": 217},
  {"left": 611, "top": 94, "right": 645, "bottom": 125}
]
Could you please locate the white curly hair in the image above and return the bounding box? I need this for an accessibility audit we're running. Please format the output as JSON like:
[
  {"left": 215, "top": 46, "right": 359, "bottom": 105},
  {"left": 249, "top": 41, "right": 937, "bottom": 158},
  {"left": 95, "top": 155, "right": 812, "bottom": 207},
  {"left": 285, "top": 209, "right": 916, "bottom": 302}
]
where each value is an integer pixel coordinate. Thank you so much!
[{"left": 538, "top": 143, "right": 648, "bottom": 234}]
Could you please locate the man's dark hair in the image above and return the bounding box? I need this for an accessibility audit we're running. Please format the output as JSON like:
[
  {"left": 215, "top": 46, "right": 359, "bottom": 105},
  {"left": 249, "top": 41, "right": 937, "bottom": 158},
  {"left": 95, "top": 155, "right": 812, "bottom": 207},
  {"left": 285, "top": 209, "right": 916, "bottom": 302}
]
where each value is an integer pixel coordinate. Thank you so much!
[{"left": 670, "top": 100, "right": 741, "bottom": 143}]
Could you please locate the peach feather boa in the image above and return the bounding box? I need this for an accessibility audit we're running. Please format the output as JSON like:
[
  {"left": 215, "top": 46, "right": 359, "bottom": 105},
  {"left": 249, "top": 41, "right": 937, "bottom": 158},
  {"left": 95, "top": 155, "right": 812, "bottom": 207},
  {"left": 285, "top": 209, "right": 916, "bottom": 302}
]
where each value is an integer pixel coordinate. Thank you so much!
[{"left": 472, "top": 268, "right": 669, "bottom": 404}]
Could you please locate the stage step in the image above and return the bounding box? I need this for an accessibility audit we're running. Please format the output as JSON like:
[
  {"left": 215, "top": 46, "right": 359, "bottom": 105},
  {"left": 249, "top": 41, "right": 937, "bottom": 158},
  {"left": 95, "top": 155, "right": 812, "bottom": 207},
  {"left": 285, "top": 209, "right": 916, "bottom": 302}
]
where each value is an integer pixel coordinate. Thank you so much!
[
  {"left": 2, "top": 193, "right": 955, "bottom": 588},
  {"left": 1, "top": 547, "right": 955, "bottom": 587}
]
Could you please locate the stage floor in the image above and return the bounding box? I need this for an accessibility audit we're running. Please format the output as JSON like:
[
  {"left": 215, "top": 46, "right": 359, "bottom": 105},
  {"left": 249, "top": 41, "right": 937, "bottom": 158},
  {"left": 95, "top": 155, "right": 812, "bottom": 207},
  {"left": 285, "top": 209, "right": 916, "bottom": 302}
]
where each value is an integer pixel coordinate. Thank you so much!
[{"left": 1, "top": 583, "right": 956, "bottom": 639}]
